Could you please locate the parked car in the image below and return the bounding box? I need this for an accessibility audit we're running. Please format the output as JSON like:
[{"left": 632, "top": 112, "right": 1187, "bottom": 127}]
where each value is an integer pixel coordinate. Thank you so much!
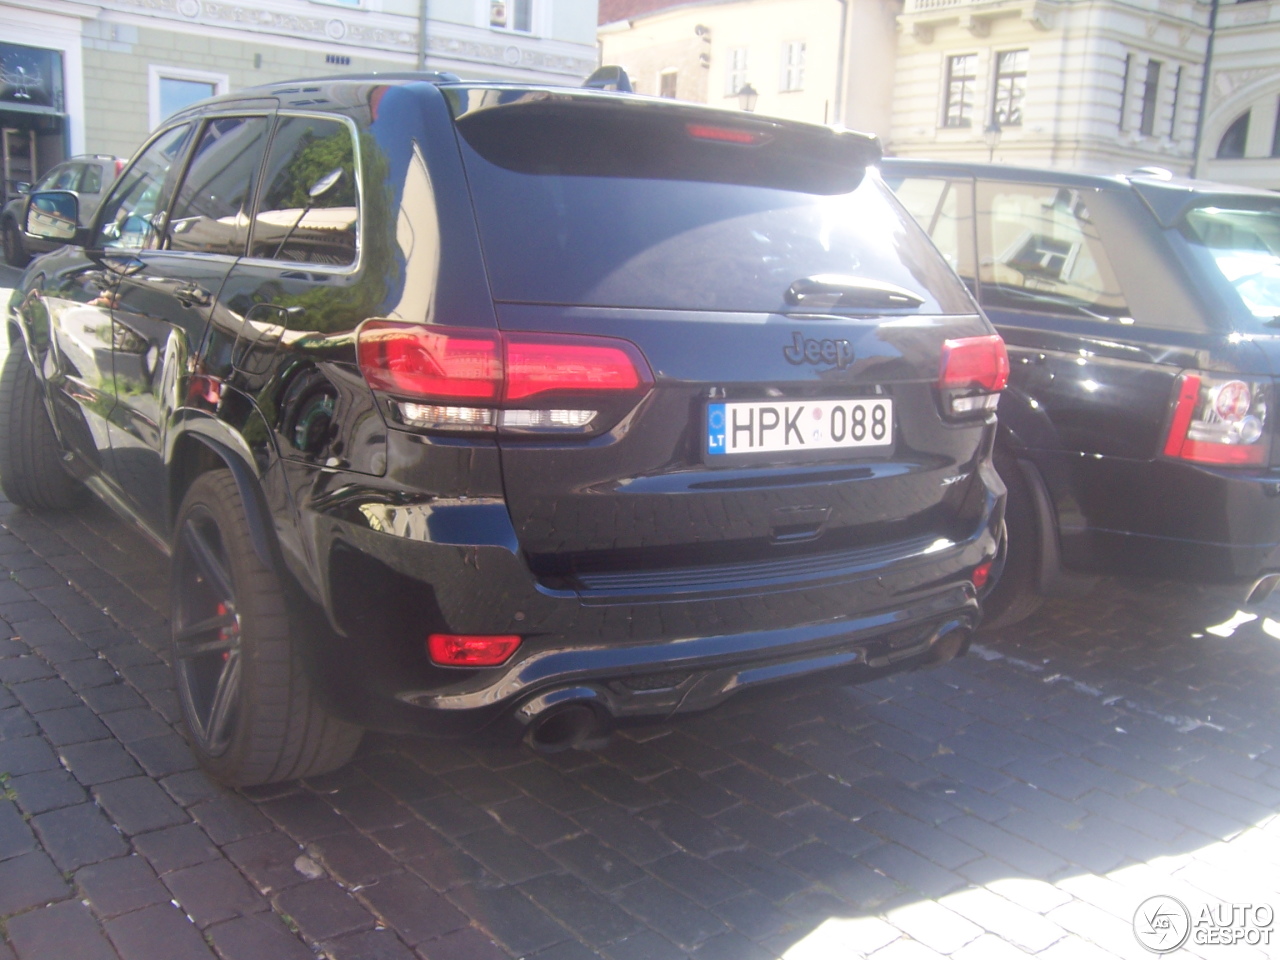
[
  {"left": 882, "top": 158, "right": 1280, "bottom": 628},
  {"left": 2, "top": 74, "right": 1007, "bottom": 785},
  {"left": 2, "top": 154, "right": 124, "bottom": 266}
]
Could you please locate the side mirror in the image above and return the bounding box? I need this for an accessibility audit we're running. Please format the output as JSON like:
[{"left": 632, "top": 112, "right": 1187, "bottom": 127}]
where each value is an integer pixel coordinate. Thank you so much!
[
  {"left": 25, "top": 190, "right": 82, "bottom": 243},
  {"left": 14, "top": 182, "right": 30, "bottom": 196}
]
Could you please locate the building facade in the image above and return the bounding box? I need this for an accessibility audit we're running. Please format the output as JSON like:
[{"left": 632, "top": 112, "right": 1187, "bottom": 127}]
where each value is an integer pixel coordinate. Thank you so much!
[
  {"left": 598, "top": 0, "right": 899, "bottom": 138},
  {"left": 0, "top": 0, "right": 597, "bottom": 203},
  {"left": 1196, "top": 0, "right": 1280, "bottom": 190},
  {"left": 892, "top": 0, "right": 1213, "bottom": 174}
]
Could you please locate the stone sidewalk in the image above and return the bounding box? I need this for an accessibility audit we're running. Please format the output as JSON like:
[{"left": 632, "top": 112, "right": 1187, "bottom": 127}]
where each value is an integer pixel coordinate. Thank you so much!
[{"left": 1, "top": 491, "right": 1279, "bottom": 960}]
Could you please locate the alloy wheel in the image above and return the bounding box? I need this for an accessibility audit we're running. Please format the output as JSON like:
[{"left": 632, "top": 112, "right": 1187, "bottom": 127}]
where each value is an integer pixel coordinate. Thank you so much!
[{"left": 172, "top": 505, "right": 243, "bottom": 756}]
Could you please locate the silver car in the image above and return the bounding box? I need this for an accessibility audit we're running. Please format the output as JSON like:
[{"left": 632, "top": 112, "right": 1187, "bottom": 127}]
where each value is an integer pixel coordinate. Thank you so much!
[{"left": 2, "top": 154, "right": 124, "bottom": 266}]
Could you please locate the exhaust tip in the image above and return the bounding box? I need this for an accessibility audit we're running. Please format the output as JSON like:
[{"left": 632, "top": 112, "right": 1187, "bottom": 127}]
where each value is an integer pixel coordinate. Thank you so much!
[
  {"left": 1246, "top": 573, "right": 1280, "bottom": 606},
  {"left": 525, "top": 703, "right": 609, "bottom": 754},
  {"left": 922, "top": 622, "right": 972, "bottom": 667}
]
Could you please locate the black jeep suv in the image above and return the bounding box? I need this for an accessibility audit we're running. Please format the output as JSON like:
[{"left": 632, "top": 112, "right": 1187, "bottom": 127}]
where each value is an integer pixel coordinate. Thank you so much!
[
  {"left": 3, "top": 75, "right": 1006, "bottom": 785},
  {"left": 883, "top": 159, "right": 1280, "bottom": 628}
]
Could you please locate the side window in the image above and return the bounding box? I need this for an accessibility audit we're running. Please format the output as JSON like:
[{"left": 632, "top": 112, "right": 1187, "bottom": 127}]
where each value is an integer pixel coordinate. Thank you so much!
[
  {"left": 976, "top": 181, "right": 1129, "bottom": 319},
  {"left": 250, "top": 116, "right": 358, "bottom": 266},
  {"left": 79, "top": 164, "right": 103, "bottom": 195},
  {"left": 50, "top": 164, "right": 82, "bottom": 191},
  {"left": 167, "top": 116, "right": 270, "bottom": 256},
  {"left": 96, "top": 124, "right": 194, "bottom": 251},
  {"left": 888, "top": 176, "right": 976, "bottom": 290}
]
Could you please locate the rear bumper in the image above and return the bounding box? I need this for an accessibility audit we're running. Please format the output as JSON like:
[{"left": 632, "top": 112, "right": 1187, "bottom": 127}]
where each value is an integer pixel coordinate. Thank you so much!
[
  {"left": 300, "top": 479, "right": 999, "bottom": 739},
  {"left": 1046, "top": 452, "right": 1280, "bottom": 582}
]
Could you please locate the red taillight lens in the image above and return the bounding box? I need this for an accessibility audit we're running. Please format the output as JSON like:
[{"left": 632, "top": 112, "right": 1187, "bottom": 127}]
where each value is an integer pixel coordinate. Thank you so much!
[
  {"left": 938, "top": 334, "right": 1009, "bottom": 418},
  {"left": 1163, "top": 372, "right": 1270, "bottom": 466},
  {"left": 505, "top": 335, "right": 647, "bottom": 401},
  {"left": 428, "top": 633, "right": 522, "bottom": 666},
  {"left": 356, "top": 322, "right": 653, "bottom": 435},
  {"left": 972, "top": 561, "right": 993, "bottom": 589},
  {"left": 357, "top": 322, "right": 501, "bottom": 400},
  {"left": 940, "top": 335, "right": 1010, "bottom": 392}
]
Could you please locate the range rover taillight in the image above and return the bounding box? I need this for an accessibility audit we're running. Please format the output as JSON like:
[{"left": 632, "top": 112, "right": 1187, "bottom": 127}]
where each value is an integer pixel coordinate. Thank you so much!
[
  {"left": 1163, "top": 373, "right": 1270, "bottom": 466},
  {"left": 356, "top": 322, "right": 653, "bottom": 435},
  {"left": 938, "top": 334, "right": 1009, "bottom": 420}
]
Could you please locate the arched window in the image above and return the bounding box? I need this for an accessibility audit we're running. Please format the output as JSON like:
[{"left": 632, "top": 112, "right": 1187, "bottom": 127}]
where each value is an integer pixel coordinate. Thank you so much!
[{"left": 1217, "top": 110, "right": 1250, "bottom": 159}]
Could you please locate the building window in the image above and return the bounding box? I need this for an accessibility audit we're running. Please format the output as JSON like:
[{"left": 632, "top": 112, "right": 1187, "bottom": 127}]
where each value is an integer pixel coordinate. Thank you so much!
[
  {"left": 148, "top": 66, "right": 229, "bottom": 130},
  {"left": 943, "top": 54, "right": 977, "bottom": 128},
  {"left": 1118, "top": 53, "right": 1133, "bottom": 131},
  {"left": 659, "top": 70, "right": 677, "bottom": 99},
  {"left": 726, "top": 48, "right": 748, "bottom": 97},
  {"left": 1139, "top": 59, "right": 1162, "bottom": 136},
  {"left": 992, "top": 50, "right": 1027, "bottom": 126},
  {"left": 490, "top": 0, "right": 532, "bottom": 33},
  {"left": 781, "top": 41, "right": 805, "bottom": 92},
  {"left": 1169, "top": 66, "right": 1182, "bottom": 140},
  {"left": 1217, "top": 111, "right": 1250, "bottom": 159}
]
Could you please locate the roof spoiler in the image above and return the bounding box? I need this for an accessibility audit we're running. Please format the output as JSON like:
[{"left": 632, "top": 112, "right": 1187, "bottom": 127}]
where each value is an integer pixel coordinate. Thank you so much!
[{"left": 583, "top": 66, "right": 633, "bottom": 93}]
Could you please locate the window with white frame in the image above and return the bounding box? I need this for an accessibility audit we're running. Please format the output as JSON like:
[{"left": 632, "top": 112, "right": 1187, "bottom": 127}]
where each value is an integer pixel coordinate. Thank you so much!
[
  {"left": 992, "top": 50, "right": 1027, "bottom": 126},
  {"left": 148, "top": 66, "right": 228, "bottom": 131},
  {"left": 780, "top": 41, "right": 805, "bottom": 92},
  {"left": 943, "top": 54, "right": 976, "bottom": 128},
  {"left": 659, "top": 70, "right": 677, "bottom": 99},
  {"left": 726, "top": 47, "right": 748, "bottom": 97},
  {"left": 490, "top": 0, "right": 533, "bottom": 33}
]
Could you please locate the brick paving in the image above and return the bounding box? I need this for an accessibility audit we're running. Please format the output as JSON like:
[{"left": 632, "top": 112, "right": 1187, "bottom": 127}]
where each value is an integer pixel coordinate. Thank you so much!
[{"left": 1, "top": 284, "right": 1279, "bottom": 958}]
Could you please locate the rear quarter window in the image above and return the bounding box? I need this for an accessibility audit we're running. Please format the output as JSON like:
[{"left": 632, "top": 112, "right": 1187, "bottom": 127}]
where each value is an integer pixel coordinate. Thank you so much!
[{"left": 449, "top": 96, "right": 971, "bottom": 316}]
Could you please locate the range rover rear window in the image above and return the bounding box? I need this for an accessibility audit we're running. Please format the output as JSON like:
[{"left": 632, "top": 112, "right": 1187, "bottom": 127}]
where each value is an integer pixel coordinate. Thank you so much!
[
  {"left": 448, "top": 95, "right": 970, "bottom": 315},
  {"left": 1182, "top": 203, "right": 1280, "bottom": 322}
]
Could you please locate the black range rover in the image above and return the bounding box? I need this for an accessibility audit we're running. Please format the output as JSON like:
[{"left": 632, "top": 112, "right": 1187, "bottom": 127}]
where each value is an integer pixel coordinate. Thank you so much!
[
  {"left": 883, "top": 159, "right": 1280, "bottom": 627},
  {"left": 4, "top": 75, "right": 1006, "bottom": 785}
]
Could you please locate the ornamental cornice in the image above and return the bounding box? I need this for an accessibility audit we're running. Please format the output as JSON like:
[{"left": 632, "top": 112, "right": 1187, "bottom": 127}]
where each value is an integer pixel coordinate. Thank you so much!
[
  {"left": 96, "top": 0, "right": 596, "bottom": 76},
  {"left": 1210, "top": 67, "right": 1280, "bottom": 110}
]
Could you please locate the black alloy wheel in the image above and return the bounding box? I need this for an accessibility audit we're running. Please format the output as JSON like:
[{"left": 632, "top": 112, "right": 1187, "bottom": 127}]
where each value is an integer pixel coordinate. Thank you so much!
[
  {"left": 172, "top": 503, "right": 243, "bottom": 757},
  {"left": 169, "top": 470, "right": 361, "bottom": 785}
]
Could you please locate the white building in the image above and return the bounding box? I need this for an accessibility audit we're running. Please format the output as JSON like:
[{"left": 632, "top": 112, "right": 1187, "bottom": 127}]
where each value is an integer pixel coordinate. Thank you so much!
[
  {"left": 0, "top": 0, "right": 598, "bottom": 201},
  {"left": 598, "top": 0, "right": 900, "bottom": 139},
  {"left": 1196, "top": 0, "right": 1280, "bottom": 190},
  {"left": 892, "top": 0, "right": 1213, "bottom": 174}
]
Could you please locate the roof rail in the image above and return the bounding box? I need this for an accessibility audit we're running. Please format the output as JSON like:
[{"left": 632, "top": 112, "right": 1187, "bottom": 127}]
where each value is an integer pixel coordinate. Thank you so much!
[{"left": 582, "top": 66, "right": 632, "bottom": 93}]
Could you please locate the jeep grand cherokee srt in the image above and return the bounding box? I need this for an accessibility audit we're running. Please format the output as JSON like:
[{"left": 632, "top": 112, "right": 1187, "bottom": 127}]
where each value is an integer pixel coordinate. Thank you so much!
[{"left": 3, "top": 74, "right": 1006, "bottom": 785}]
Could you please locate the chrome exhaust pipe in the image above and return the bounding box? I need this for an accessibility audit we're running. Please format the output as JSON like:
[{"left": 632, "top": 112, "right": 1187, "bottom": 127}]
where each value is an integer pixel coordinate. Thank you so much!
[
  {"left": 519, "top": 689, "right": 613, "bottom": 753},
  {"left": 1246, "top": 573, "right": 1280, "bottom": 606},
  {"left": 921, "top": 621, "right": 973, "bottom": 667}
]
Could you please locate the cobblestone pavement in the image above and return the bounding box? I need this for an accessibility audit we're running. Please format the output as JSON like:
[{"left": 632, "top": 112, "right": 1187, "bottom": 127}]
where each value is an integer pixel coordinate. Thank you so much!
[{"left": 3, "top": 272, "right": 1280, "bottom": 959}]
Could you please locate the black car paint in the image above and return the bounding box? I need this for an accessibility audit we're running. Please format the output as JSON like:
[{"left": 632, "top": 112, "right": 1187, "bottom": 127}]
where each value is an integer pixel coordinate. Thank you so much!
[
  {"left": 882, "top": 158, "right": 1280, "bottom": 590},
  {"left": 9, "top": 79, "right": 1003, "bottom": 742}
]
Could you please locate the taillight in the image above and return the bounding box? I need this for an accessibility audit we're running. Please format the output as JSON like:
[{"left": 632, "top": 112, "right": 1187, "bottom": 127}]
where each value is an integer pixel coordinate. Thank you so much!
[
  {"left": 938, "top": 334, "right": 1009, "bottom": 419},
  {"left": 356, "top": 322, "right": 653, "bottom": 436},
  {"left": 1163, "top": 372, "right": 1270, "bottom": 466},
  {"left": 428, "top": 633, "right": 521, "bottom": 667}
]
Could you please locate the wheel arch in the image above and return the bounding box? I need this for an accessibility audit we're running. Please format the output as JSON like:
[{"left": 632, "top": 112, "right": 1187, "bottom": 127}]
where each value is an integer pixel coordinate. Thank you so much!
[{"left": 168, "top": 429, "right": 275, "bottom": 571}]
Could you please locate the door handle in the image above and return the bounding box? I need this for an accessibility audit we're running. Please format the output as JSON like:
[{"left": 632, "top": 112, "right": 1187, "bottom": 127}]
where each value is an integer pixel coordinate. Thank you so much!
[{"left": 175, "top": 282, "right": 212, "bottom": 308}]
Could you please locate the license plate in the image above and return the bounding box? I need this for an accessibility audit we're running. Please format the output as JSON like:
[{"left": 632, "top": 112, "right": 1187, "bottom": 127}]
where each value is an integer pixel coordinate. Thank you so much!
[{"left": 707, "top": 398, "right": 893, "bottom": 456}]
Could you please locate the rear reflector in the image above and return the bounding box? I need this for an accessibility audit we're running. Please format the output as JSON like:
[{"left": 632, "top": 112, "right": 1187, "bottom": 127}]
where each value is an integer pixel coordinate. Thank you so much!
[
  {"left": 428, "top": 633, "right": 522, "bottom": 666},
  {"left": 972, "top": 561, "right": 993, "bottom": 589},
  {"left": 1163, "top": 372, "right": 1270, "bottom": 466},
  {"left": 938, "top": 334, "right": 1009, "bottom": 419}
]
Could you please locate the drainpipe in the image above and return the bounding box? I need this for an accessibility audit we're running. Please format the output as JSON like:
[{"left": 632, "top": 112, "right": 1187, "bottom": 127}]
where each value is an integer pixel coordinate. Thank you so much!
[
  {"left": 833, "top": 0, "right": 849, "bottom": 124},
  {"left": 419, "top": 0, "right": 430, "bottom": 70},
  {"left": 1190, "top": 0, "right": 1219, "bottom": 179}
]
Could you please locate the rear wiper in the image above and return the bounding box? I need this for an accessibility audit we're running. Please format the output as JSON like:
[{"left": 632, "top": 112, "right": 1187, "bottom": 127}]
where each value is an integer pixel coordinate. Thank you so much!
[{"left": 786, "top": 274, "right": 926, "bottom": 310}]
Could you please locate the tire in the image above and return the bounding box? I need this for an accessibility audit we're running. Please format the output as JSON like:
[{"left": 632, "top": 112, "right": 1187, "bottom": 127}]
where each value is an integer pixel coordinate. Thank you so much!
[
  {"left": 0, "top": 347, "right": 85, "bottom": 511},
  {"left": 978, "top": 450, "right": 1045, "bottom": 632},
  {"left": 2, "top": 219, "right": 28, "bottom": 268},
  {"left": 171, "top": 469, "right": 362, "bottom": 786}
]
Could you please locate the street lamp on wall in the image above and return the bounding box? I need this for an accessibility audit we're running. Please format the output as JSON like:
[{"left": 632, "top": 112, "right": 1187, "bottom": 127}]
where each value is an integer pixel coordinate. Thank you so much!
[
  {"left": 737, "top": 83, "right": 759, "bottom": 113},
  {"left": 983, "top": 119, "right": 1002, "bottom": 162}
]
